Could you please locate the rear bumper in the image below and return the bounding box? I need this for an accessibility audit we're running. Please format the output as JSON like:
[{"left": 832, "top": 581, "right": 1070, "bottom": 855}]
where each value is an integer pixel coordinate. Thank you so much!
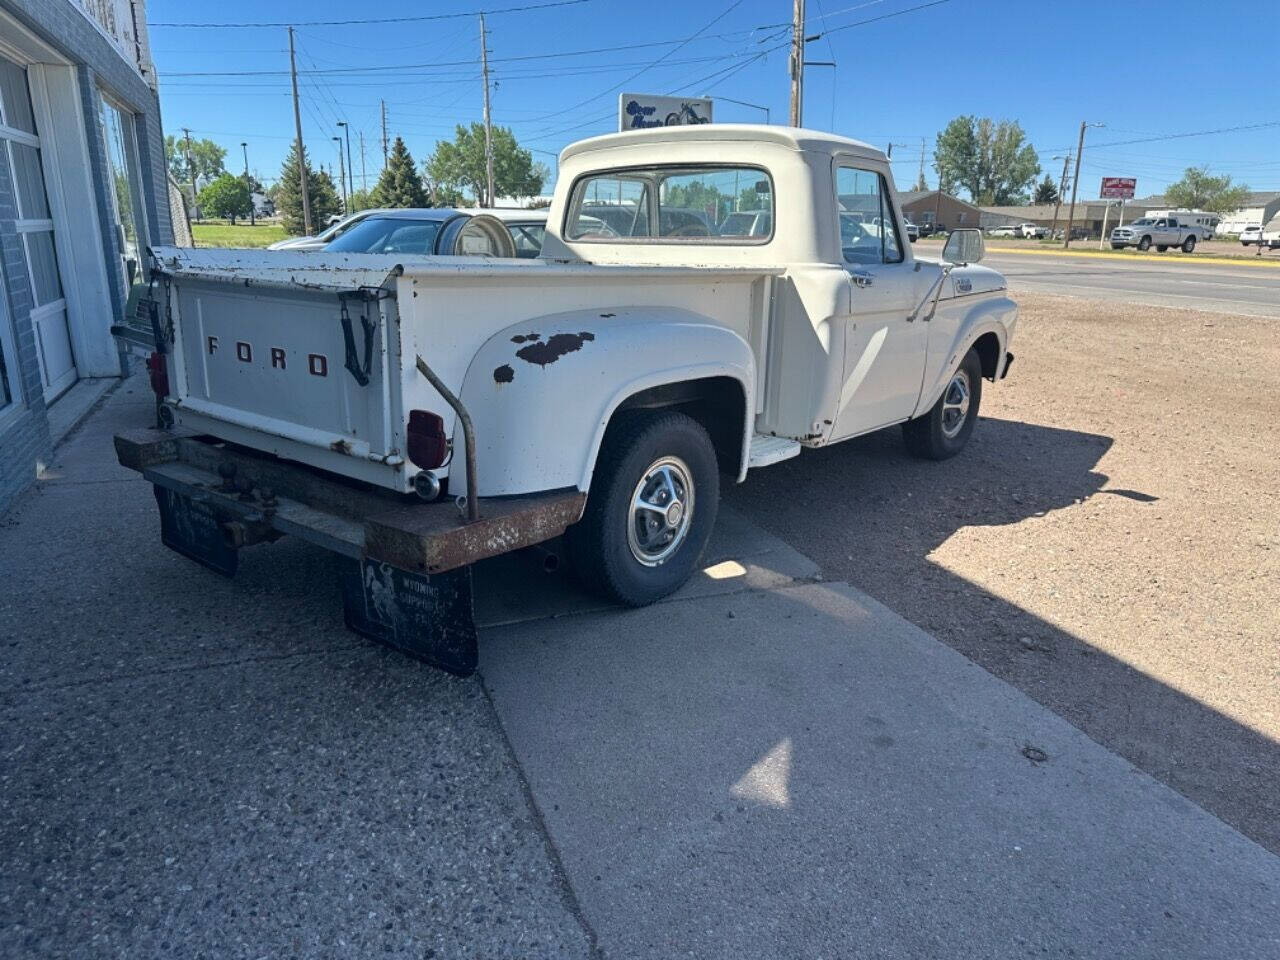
[{"left": 114, "top": 428, "right": 585, "bottom": 574}]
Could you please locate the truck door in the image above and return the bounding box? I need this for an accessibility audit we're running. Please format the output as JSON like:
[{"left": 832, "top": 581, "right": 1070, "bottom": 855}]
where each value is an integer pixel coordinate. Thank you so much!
[{"left": 829, "top": 166, "right": 930, "bottom": 440}]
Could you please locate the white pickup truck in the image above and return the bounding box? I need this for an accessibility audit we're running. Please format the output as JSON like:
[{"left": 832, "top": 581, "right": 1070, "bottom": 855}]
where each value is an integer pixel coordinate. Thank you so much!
[
  {"left": 117, "top": 125, "right": 1017, "bottom": 673},
  {"left": 1110, "top": 215, "right": 1203, "bottom": 253}
]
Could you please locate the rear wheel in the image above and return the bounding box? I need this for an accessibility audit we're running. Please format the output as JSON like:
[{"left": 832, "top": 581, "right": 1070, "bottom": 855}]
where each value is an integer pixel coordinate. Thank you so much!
[
  {"left": 1182, "top": 235, "right": 1197, "bottom": 253},
  {"left": 1137, "top": 236, "right": 1152, "bottom": 251},
  {"left": 567, "top": 411, "right": 719, "bottom": 606},
  {"left": 903, "top": 348, "right": 983, "bottom": 460}
]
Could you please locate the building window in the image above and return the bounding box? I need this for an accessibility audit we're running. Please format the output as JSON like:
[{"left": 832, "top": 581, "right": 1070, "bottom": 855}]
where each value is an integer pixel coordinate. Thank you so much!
[
  {"left": 0, "top": 54, "right": 75, "bottom": 402},
  {"left": 98, "top": 92, "right": 148, "bottom": 299}
]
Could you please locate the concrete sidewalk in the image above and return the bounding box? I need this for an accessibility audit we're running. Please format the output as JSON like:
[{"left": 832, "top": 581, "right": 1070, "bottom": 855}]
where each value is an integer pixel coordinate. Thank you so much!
[{"left": 2, "top": 376, "right": 1277, "bottom": 958}]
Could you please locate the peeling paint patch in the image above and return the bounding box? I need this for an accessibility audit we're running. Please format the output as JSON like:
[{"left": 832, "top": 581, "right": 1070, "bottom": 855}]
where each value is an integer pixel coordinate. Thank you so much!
[
  {"left": 330, "top": 439, "right": 352, "bottom": 455},
  {"left": 600, "top": 312, "right": 615, "bottom": 318},
  {"left": 516, "top": 332, "right": 594, "bottom": 367},
  {"left": 510, "top": 333, "right": 541, "bottom": 344},
  {"left": 493, "top": 364, "right": 514, "bottom": 384}
]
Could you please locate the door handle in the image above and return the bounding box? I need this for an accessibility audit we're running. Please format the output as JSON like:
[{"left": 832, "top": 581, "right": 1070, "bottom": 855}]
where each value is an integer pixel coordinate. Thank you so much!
[{"left": 850, "top": 271, "right": 874, "bottom": 288}]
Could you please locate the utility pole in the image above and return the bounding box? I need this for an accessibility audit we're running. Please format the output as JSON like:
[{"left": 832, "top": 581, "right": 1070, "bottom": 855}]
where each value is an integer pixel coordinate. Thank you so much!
[
  {"left": 338, "top": 121, "right": 354, "bottom": 208},
  {"left": 332, "top": 136, "right": 348, "bottom": 212},
  {"left": 479, "top": 13, "right": 496, "bottom": 207},
  {"left": 288, "top": 26, "right": 312, "bottom": 235},
  {"left": 1063, "top": 121, "right": 1102, "bottom": 249},
  {"left": 1048, "top": 153, "right": 1071, "bottom": 242},
  {"left": 241, "top": 141, "right": 254, "bottom": 225},
  {"left": 359, "top": 130, "right": 367, "bottom": 193},
  {"left": 918, "top": 137, "right": 927, "bottom": 189},
  {"left": 380, "top": 99, "right": 389, "bottom": 169},
  {"left": 181, "top": 127, "right": 199, "bottom": 221},
  {"left": 788, "top": 0, "right": 805, "bottom": 127}
]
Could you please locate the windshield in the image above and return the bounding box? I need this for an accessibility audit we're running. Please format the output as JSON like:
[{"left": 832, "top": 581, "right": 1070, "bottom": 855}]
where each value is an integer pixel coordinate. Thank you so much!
[
  {"left": 326, "top": 217, "right": 443, "bottom": 254},
  {"left": 1130, "top": 218, "right": 1154, "bottom": 226}
]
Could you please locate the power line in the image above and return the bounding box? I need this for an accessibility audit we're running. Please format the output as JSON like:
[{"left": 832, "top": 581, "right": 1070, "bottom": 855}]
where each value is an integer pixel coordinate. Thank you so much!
[
  {"left": 1087, "top": 120, "right": 1280, "bottom": 150},
  {"left": 149, "top": 0, "right": 591, "bottom": 29}
]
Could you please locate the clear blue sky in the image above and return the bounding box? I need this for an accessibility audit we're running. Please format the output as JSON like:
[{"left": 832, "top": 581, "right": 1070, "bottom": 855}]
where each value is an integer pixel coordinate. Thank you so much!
[{"left": 149, "top": 0, "right": 1280, "bottom": 200}]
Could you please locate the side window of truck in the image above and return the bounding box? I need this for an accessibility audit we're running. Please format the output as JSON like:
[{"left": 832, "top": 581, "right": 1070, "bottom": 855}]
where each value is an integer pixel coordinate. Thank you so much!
[{"left": 836, "top": 167, "right": 903, "bottom": 265}]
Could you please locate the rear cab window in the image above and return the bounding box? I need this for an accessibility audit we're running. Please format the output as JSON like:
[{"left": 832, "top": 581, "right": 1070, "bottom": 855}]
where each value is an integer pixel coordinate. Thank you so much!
[{"left": 564, "top": 165, "right": 774, "bottom": 243}]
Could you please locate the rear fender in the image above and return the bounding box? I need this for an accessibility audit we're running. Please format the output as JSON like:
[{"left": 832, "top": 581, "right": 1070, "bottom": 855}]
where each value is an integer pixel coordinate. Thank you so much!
[{"left": 457, "top": 308, "right": 754, "bottom": 497}]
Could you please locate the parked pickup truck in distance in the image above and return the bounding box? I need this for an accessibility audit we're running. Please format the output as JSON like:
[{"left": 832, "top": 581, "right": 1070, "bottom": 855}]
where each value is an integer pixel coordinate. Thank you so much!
[
  {"left": 1020, "top": 223, "right": 1047, "bottom": 239},
  {"left": 121, "top": 125, "right": 1017, "bottom": 674},
  {"left": 1111, "top": 214, "right": 1205, "bottom": 253}
]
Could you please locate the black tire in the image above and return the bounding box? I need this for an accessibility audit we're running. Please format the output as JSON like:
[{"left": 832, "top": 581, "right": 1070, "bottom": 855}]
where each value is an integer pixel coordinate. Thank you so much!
[
  {"left": 1137, "top": 236, "right": 1152, "bottom": 251},
  {"left": 1156, "top": 244, "right": 1168, "bottom": 252},
  {"left": 903, "top": 348, "right": 983, "bottom": 460},
  {"left": 1182, "top": 235, "right": 1196, "bottom": 253},
  {"left": 567, "top": 410, "right": 719, "bottom": 606}
]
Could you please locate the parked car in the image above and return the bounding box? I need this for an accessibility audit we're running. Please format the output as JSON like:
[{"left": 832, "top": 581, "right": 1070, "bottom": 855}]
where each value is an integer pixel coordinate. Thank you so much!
[
  {"left": 460, "top": 209, "right": 549, "bottom": 258},
  {"left": 324, "top": 209, "right": 519, "bottom": 258},
  {"left": 1020, "top": 223, "right": 1047, "bottom": 239},
  {"left": 903, "top": 218, "right": 919, "bottom": 242},
  {"left": 987, "top": 224, "right": 1020, "bottom": 238},
  {"left": 267, "top": 209, "right": 385, "bottom": 251},
  {"left": 1239, "top": 224, "right": 1264, "bottom": 246},
  {"left": 125, "top": 124, "right": 1016, "bottom": 675},
  {"left": 1110, "top": 216, "right": 1202, "bottom": 253}
]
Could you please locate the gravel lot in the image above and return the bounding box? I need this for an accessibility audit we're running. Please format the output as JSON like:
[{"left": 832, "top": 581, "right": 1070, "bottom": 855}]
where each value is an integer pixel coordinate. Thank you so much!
[{"left": 728, "top": 291, "right": 1280, "bottom": 853}]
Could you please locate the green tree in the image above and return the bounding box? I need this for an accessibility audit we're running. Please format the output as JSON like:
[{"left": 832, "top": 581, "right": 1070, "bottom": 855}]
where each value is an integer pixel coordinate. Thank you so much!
[
  {"left": 275, "top": 142, "right": 341, "bottom": 234},
  {"left": 197, "top": 173, "right": 252, "bottom": 223},
  {"left": 371, "top": 137, "right": 429, "bottom": 208},
  {"left": 1033, "top": 174, "right": 1059, "bottom": 205},
  {"left": 1164, "top": 166, "right": 1250, "bottom": 214},
  {"left": 164, "top": 135, "right": 226, "bottom": 188},
  {"left": 934, "top": 116, "right": 1040, "bottom": 205},
  {"left": 348, "top": 187, "right": 375, "bottom": 212},
  {"left": 425, "top": 123, "right": 544, "bottom": 208},
  {"left": 912, "top": 170, "right": 929, "bottom": 192}
]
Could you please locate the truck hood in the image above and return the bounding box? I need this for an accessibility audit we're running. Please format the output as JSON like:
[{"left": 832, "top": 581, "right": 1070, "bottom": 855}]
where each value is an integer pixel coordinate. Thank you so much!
[{"left": 946, "top": 262, "right": 1005, "bottom": 298}]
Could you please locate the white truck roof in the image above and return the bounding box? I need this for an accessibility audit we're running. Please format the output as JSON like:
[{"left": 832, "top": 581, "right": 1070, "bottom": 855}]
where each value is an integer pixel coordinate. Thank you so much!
[{"left": 560, "top": 123, "right": 886, "bottom": 164}]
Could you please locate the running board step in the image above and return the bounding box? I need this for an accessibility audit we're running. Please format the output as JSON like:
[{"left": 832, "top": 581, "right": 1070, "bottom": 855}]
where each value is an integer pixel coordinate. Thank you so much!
[{"left": 748, "top": 434, "right": 802, "bottom": 468}]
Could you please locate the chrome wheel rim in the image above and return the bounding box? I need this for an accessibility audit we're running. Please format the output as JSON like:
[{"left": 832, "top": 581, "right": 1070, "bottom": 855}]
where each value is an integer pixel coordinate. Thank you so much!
[
  {"left": 940, "top": 370, "right": 971, "bottom": 439},
  {"left": 628, "top": 456, "right": 695, "bottom": 567}
]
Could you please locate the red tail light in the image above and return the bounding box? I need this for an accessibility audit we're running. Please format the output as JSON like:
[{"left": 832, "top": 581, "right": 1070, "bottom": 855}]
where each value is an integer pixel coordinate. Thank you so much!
[
  {"left": 146, "top": 351, "right": 169, "bottom": 398},
  {"left": 407, "top": 410, "right": 448, "bottom": 469}
]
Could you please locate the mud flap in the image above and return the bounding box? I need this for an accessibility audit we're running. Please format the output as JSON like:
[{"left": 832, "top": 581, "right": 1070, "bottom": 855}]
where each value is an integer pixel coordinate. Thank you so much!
[
  {"left": 153, "top": 484, "right": 239, "bottom": 577},
  {"left": 340, "top": 558, "right": 478, "bottom": 677}
]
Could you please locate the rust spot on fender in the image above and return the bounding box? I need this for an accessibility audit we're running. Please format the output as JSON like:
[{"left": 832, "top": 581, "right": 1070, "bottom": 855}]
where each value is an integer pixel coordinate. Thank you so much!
[
  {"left": 493, "top": 364, "right": 514, "bottom": 384},
  {"left": 510, "top": 333, "right": 541, "bottom": 344},
  {"left": 330, "top": 439, "right": 352, "bottom": 455},
  {"left": 516, "top": 332, "right": 594, "bottom": 367}
]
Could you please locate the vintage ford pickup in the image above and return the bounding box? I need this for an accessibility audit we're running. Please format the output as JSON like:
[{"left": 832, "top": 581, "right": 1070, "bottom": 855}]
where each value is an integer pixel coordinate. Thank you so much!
[{"left": 117, "top": 125, "right": 1016, "bottom": 673}]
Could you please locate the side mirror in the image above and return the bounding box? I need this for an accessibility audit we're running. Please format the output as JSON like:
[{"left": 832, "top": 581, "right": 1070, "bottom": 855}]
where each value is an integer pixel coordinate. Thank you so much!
[{"left": 943, "top": 228, "right": 984, "bottom": 264}]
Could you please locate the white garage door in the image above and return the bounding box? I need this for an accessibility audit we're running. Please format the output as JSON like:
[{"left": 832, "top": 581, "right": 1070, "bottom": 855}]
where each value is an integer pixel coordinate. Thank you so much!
[{"left": 0, "top": 54, "right": 75, "bottom": 402}]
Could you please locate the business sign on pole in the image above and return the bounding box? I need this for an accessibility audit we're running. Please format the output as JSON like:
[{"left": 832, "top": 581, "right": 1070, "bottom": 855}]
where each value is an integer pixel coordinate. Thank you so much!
[
  {"left": 620, "top": 94, "right": 713, "bottom": 131},
  {"left": 1100, "top": 177, "right": 1137, "bottom": 200}
]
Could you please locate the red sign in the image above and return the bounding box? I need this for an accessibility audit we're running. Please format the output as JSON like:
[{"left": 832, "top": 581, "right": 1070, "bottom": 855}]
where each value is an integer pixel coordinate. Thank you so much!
[{"left": 1100, "top": 177, "right": 1137, "bottom": 199}]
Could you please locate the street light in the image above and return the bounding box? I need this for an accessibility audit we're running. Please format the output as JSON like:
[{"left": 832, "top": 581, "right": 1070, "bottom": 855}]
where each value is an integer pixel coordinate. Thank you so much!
[
  {"left": 332, "top": 136, "right": 348, "bottom": 212},
  {"left": 240, "top": 141, "right": 254, "bottom": 225},
  {"left": 337, "top": 121, "right": 355, "bottom": 210},
  {"left": 708, "top": 94, "right": 770, "bottom": 124}
]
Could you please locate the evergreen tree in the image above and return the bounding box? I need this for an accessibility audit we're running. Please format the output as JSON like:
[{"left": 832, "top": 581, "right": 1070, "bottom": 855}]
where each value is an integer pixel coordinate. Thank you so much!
[
  {"left": 1033, "top": 174, "right": 1059, "bottom": 205},
  {"left": 276, "top": 142, "right": 341, "bottom": 234},
  {"left": 371, "top": 137, "right": 429, "bottom": 208}
]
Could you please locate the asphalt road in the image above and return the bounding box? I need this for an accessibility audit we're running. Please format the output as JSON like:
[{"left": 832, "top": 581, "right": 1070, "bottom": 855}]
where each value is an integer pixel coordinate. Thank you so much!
[{"left": 979, "top": 249, "right": 1280, "bottom": 317}]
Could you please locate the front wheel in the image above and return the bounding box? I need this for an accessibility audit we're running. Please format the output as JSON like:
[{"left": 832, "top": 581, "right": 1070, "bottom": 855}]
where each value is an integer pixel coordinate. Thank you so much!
[
  {"left": 1182, "top": 235, "right": 1196, "bottom": 253},
  {"left": 903, "top": 349, "right": 983, "bottom": 460},
  {"left": 567, "top": 411, "right": 719, "bottom": 606},
  {"left": 1137, "top": 236, "right": 1152, "bottom": 251}
]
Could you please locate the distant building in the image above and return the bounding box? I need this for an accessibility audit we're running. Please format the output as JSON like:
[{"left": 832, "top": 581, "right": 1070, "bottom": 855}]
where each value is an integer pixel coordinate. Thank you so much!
[
  {"left": 981, "top": 201, "right": 1125, "bottom": 238},
  {"left": 0, "top": 0, "right": 171, "bottom": 512},
  {"left": 896, "top": 190, "right": 983, "bottom": 231}
]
